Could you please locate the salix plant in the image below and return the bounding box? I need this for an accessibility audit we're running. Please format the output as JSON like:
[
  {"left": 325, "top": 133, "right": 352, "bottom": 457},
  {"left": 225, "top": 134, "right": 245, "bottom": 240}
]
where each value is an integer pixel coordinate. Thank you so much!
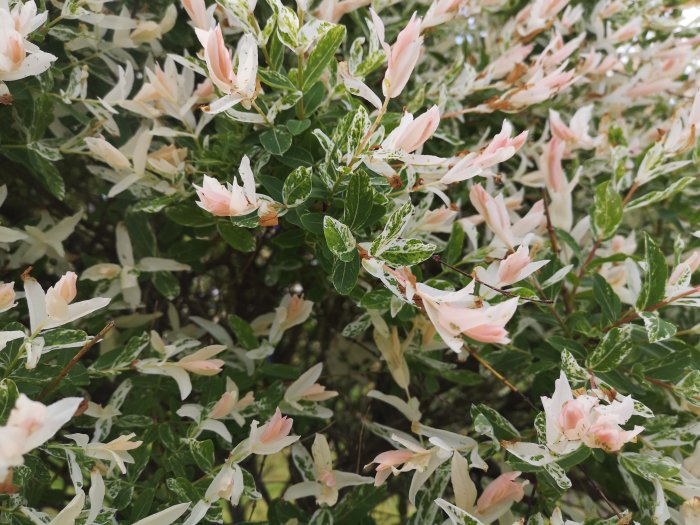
[{"left": 0, "top": 0, "right": 699, "bottom": 524}]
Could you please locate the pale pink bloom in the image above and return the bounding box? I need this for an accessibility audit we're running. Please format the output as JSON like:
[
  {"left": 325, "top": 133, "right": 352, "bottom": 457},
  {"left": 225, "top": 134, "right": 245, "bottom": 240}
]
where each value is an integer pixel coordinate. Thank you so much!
[
  {"left": 366, "top": 434, "right": 450, "bottom": 502},
  {"left": 369, "top": 449, "right": 415, "bottom": 485},
  {"left": 441, "top": 121, "right": 528, "bottom": 184},
  {"left": 45, "top": 271, "right": 78, "bottom": 319},
  {"left": 507, "top": 66, "right": 576, "bottom": 108},
  {"left": 486, "top": 45, "right": 534, "bottom": 80},
  {"left": 283, "top": 363, "right": 338, "bottom": 418},
  {"left": 197, "top": 27, "right": 258, "bottom": 111},
  {"left": 542, "top": 372, "right": 592, "bottom": 454},
  {"left": 543, "top": 372, "right": 644, "bottom": 454},
  {"left": 8, "top": 1, "right": 47, "bottom": 37},
  {"left": 195, "top": 79, "right": 215, "bottom": 99},
  {"left": 22, "top": 273, "right": 110, "bottom": 347},
  {"left": 371, "top": 10, "right": 423, "bottom": 98},
  {"left": 195, "top": 155, "right": 259, "bottom": 217},
  {"left": 284, "top": 434, "right": 373, "bottom": 506},
  {"left": 209, "top": 377, "right": 254, "bottom": 425},
  {"left": 316, "top": 0, "right": 370, "bottom": 23},
  {"left": 85, "top": 137, "right": 131, "bottom": 170},
  {"left": 202, "top": 26, "right": 235, "bottom": 93},
  {"left": 540, "top": 32, "right": 584, "bottom": 70},
  {"left": 416, "top": 280, "right": 518, "bottom": 351},
  {"left": 541, "top": 136, "right": 576, "bottom": 232},
  {"left": 0, "top": 281, "right": 16, "bottom": 312},
  {"left": 66, "top": 432, "right": 143, "bottom": 474},
  {"left": 558, "top": 395, "right": 598, "bottom": 440},
  {"left": 382, "top": 106, "right": 440, "bottom": 153},
  {"left": 177, "top": 345, "right": 225, "bottom": 375},
  {"left": 414, "top": 207, "right": 458, "bottom": 234},
  {"left": 476, "top": 472, "right": 526, "bottom": 518},
  {"left": 182, "top": 0, "right": 213, "bottom": 30},
  {"left": 626, "top": 77, "right": 675, "bottom": 98},
  {"left": 608, "top": 17, "right": 643, "bottom": 44},
  {"left": 582, "top": 416, "right": 643, "bottom": 452},
  {"left": 669, "top": 251, "right": 700, "bottom": 285},
  {"left": 515, "top": 0, "right": 571, "bottom": 36},
  {"left": 422, "top": 0, "right": 463, "bottom": 29},
  {"left": 461, "top": 299, "right": 519, "bottom": 344},
  {"left": 136, "top": 345, "right": 226, "bottom": 400},
  {"left": 494, "top": 245, "right": 548, "bottom": 287},
  {"left": 246, "top": 408, "right": 299, "bottom": 455},
  {"left": 0, "top": 394, "right": 82, "bottom": 479},
  {"left": 469, "top": 184, "right": 516, "bottom": 248},
  {"left": 268, "top": 293, "right": 314, "bottom": 344},
  {"left": 0, "top": 13, "right": 55, "bottom": 82},
  {"left": 549, "top": 106, "right": 598, "bottom": 149}
]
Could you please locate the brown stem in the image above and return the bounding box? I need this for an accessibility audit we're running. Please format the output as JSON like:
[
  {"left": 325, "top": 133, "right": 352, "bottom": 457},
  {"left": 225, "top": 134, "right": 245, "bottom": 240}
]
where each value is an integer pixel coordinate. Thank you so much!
[
  {"left": 622, "top": 181, "right": 640, "bottom": 206},
  {"left": 605, "top": 284, "right": 700, "bottom": 331},
  {"left": 466, "top": 346, "right": 537, "bottom": 411},
  {"left": 432, "top": 256, "right": 554, "bottom": 304},
  {"left": 541, "top": 190, "right": 560, "bottom": 256},
  {"left": 38, "top": 321, "right": 114, "bottom": 401}
]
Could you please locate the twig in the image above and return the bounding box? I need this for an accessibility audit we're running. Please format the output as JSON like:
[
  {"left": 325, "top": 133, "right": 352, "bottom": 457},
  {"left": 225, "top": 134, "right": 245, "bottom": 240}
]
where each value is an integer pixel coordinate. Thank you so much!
[
  {"left": 38, "top": 321, "right": 114, "bottom": 401},
  {"left": 541, "top": 190, "right": 560, "bottom": 257},
  {"left": 465, "top": 345, "right": 537, "bottom": 411},
  {"left": 578, "top": 465, "right": 622, "bottom": 517},
  {"left": 605, "top": 284, "right": 700, "bottom": 331},
  {"left": 432, "top": 255, "right": 554, "bottom": 304}
]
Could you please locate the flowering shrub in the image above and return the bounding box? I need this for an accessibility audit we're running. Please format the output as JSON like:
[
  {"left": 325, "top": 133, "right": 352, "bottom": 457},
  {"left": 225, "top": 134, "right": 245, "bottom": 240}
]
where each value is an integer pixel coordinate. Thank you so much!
[{"left": 1, "top": 0, "right": 700, "bottom": 523}]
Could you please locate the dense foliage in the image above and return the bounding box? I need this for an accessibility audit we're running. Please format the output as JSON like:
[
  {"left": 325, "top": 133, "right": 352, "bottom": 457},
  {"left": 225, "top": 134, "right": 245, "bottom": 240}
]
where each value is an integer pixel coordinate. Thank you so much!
[{"left": 1, "top": 0, "right": 700, "bottom": 523}]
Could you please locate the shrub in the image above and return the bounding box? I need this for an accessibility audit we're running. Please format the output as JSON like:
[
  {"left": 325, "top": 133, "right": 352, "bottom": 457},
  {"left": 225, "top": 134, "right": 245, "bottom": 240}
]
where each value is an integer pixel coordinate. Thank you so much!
[{"left": 0, "top": 0, "right": 699, "bottom": 523}]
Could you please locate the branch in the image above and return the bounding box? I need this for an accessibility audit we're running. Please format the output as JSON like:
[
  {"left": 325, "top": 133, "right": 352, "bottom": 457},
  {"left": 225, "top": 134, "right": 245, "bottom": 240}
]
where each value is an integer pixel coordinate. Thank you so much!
[
  {"left": 432, "top": 255, "right": 554, "bottom": 304},
  {"left": 38, "top": 321, "right": 114, "bottom": 401}
]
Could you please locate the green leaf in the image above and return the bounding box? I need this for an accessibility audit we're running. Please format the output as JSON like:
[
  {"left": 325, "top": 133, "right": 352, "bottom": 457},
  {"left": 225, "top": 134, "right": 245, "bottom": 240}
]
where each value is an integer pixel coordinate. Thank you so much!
[
  {"left": 165, "top": 202, "right": 216, "bottom": 227},
  {"left": 380, "top": 239, "right": 436, "bottom": 266},
  {"left": 189, "top": 439, "right": 215, "bottom": 472},
  {"left": 309, "top": 508, "right": 334, "bottom": 525},
  {"left": 619, "top": 453, "right": 681, "bottom": 483},
  {"left": 218, "top": 223, "right": 256, "bottom": 252},
  {"left": 626, "top": 176, "right": 695, "bottom": 210},
  {"left": 370, "top": 201, "right": 413, "bottom": 256},
  {"left": 636, "top": 232, "right": 668, "bottom": 310},
  {"left": 592, "top": 273, "right": 621, "bottom": 326},
  {"left": 676, "top": 370, "right": 700, "bottom": 405},
  {"left": 332, "top": 252, "right": 360, "bottom": 295},
  {"left": 586, "top": 326, "right": 632, "bottom": 372},
  {"left": 411, "top": 464, "right": 450, "bottom": 525},
  {"left": 0, "top": 378, "right": 19, "bottom": 425},
  {"left": 471, "top": 404, "right": 520, "bottom": 440},
  {"left": 286, "top": 119, "right": 311, "bottom": 136},
  {"left": 303, "top": 25, "right": 346, "bottom": 90},
  {"left": 342, "top": 169, "right": 374, "bottom": 230},
  {"left": 638, "top": 312, "right": 676, "bottom": 343},
  {"left": 592, "top": 180, "right": 622, "bottom": 240},
  {"left": 323, "top": 216, "right": 356, "bottom": 262},
  {"left": 446, "top": 222, "right": 465, "bottom": 264},
  {"left": 260, "top": 127, "right": 293, "bottom": 155},
  {"left": 228, "top": 314, "right": 259, "bottom": 350},
  {"left": 257, "top": 68, "right": 297, "bottom": 90},
  {"left": 152, "top": 272, "right": 180, "bottom": 300},
  {"left": 282, "top": 166, "right": 313, "bottom": 207}
]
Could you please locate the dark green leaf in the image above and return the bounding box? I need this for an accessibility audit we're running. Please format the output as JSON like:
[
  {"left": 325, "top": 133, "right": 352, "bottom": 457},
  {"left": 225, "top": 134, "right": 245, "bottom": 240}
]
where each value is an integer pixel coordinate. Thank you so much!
[
  {"left": 260, "top": 128, "right": 293, "bottom": 155},
  {"left": 636, "top": 232, "right": 668, "bottom": 310},
  {"left": 303, "top": 25, "right": 346, "bottom": 89}
]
